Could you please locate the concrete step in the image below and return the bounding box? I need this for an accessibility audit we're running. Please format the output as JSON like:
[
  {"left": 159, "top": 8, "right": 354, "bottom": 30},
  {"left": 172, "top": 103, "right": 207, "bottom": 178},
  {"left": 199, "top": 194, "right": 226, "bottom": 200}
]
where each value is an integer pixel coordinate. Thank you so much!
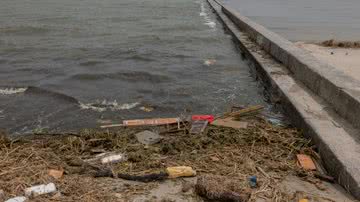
[
  {"left": 207, "top": 0, "right": 360, "bottom": 199},
  {"left": 221, "top": 2, "right": 360, "bottom": 133}
]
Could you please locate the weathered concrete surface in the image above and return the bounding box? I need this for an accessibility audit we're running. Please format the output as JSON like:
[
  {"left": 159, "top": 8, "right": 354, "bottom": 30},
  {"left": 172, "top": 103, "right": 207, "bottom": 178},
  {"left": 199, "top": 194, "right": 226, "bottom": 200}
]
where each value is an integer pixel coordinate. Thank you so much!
[
  {"left": 296, "top": 42, "right": 360, "bottom": 81},
  {"left": 221, "top": 4, "right": 360, "bottom": 133},
  {"left": 279, "top": 175, "right": 354, "bottom": 202},
  {"left": 207, "top": 0, "right": 360, "bottom": 199}
]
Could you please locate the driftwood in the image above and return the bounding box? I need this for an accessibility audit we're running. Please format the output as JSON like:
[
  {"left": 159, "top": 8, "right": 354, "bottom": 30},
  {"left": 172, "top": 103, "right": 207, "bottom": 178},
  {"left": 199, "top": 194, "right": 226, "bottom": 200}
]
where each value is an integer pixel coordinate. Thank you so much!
[{"left": 94, "top": 168, "right": 168, "bottom": 182}]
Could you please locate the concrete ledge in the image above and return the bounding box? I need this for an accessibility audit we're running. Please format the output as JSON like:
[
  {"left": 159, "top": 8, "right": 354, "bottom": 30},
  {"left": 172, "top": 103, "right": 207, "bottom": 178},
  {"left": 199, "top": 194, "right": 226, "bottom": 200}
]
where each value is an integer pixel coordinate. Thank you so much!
[
  {"left": 221, "top": 5, "right": 360, "bottom": 131},
  {"left": 207, "top": 0, "right": 360, "bottom": 199}
]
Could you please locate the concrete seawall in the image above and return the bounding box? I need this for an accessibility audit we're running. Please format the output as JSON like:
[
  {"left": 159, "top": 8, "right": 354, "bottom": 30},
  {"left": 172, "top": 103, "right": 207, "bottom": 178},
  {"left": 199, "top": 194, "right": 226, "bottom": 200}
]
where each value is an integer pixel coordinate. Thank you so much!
[
  {"left": 207, "top": 0, "right": 360, "bottom": 199},
  {"left": 222, "top": 5, "right": 360, "bottom": 131}
]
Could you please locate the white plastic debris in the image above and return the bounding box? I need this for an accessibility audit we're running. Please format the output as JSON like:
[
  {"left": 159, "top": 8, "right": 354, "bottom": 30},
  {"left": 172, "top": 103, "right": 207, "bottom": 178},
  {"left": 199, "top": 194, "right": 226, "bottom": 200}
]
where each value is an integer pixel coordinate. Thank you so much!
[
  {"left": 5, "top": 196, "right": 27, "bottom": 202},
  {"left": 0, "top": 189, "right": 5, "bottom": 201},
  {"left": 101, "top": 154, "right": 126, "bottom": 164},
  {"left": 204, "top": 59, "right": 216, "bottom": 66},
  {"left": 24, "top": 183, "right": 56, "bottom": 197}
]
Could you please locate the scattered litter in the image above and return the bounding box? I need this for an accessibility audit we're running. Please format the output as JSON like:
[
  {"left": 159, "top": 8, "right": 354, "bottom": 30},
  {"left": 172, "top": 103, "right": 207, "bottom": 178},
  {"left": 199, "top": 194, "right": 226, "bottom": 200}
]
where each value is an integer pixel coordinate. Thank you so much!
[
  {"left": 166, "top": 166, "right": 196, "bottom": 178},
  {"left": 140, "top": 106, "right": 154, "bottom": 112},
  {"left": 211, "top": 117, "right": 248, "bottom": 129},
  {"left": 48, "top": 169, "right": 64, "bottom": 179},
  {"left": 1, "top": 107, "right": 335, "bottom": 201},
  {"left": 135, "top": 130, "right": 163, "bottom": 145},
  {"left": 191, "top": 115, "right": 214, "bottom": 123},
  {"left": 5, "top": 196, "right": 27, "bottom": 202},
  {"left": 190, "top": 120, "right": 208, "bottom": 134},
  {"left": 249, "top": 176, "right": 257, "bottom": 188},
  {"left": 195, "top": 175, "right": 250, "bottom": 202},
  {"left": 297, "top": 154, "right": 316, "bottom": 170},
  {"left": 101, "top": 117, "right": 180, "bottom": 128},
  {"left": 24, "top": 183, "right": 57, "bottom": 197},
  {"left": 204, "top": 59, "right": 216, "bottom": 66},
  {"left": 101, "top": 153, "right": 127, "bottom": 164}
]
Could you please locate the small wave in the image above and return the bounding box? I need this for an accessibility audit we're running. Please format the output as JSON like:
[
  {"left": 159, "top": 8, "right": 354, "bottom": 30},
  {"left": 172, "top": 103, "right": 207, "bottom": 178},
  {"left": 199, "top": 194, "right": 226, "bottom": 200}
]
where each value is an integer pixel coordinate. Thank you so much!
[
  {"left": 79, "top": 60, "right": 104, "bottom": 67},
  {"left": 200, "top": 2, "right": 216, "bottom": 29},
  {"left": 124, "top": 55, "right": 156, "bottom": 62},
  {"left": 71, "top": 71, "right": 171, "bottom": 83},
  {"left": 26, "top": 86, "right": 79, "bottom": 104},
  {"left": 79, "top": 100, "right": 140, "bottom": 112},
  {"left": 0, "top": 25, "right": 51, "bottom": 35},
  {"left": 0, "top": 87, "right": 27, "bottom": 95}
]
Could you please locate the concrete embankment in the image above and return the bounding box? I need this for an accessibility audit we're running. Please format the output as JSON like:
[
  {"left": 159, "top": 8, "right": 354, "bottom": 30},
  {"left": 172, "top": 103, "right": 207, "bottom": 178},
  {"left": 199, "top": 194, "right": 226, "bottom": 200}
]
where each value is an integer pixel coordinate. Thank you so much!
[{"left": 206, "top": 0, "right": 360, "bottom": 199}]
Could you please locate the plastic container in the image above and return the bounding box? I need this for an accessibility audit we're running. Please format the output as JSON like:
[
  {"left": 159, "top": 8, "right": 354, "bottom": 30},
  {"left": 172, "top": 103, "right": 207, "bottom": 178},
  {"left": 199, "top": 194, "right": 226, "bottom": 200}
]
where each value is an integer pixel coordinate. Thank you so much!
[
  {"left": 24, "top": 183, "right": 56, "bottom": 197},
  {"left": 191, "top": 115, "right": 214, "bottom": 123}
]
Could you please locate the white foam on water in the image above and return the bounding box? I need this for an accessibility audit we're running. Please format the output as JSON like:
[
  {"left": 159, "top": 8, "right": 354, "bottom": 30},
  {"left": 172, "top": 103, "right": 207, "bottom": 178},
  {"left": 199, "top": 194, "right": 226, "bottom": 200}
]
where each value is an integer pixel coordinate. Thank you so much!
[
  {"left": 0, "top": 87, "right": 27, "bottom": 95},
  {"left": 79, "top": 100, "right": 140, "bottom": 112},
  {"left": 200, "top": 1, "right": 216, "bottom": 29},
  {"left": 79, "top": 102, "right": 106, "bottom": 112}
]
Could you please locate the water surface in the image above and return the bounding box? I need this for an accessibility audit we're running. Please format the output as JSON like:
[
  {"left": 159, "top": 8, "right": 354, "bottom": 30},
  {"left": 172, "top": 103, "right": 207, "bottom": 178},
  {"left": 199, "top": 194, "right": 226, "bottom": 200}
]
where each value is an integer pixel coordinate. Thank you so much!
[{"left": 0, "top": 0, "right": 267, "bottom": 134}]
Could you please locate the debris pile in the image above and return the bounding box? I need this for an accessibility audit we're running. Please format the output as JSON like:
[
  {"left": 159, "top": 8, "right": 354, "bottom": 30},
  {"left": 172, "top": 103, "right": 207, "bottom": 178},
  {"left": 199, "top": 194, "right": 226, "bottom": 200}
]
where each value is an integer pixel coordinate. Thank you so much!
[
  {"left": 320, "top": 39, "right": 360, "bottom": 48},
  {"left": 0, "top": 106, "right": 342, "bottom": 201}
]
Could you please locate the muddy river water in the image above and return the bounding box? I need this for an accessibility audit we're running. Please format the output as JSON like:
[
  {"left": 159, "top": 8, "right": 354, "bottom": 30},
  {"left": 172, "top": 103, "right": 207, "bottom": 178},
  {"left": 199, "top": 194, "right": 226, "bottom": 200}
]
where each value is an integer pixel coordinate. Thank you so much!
[{"left": 0, "top": 0, "right": 268, "bottom": 134}]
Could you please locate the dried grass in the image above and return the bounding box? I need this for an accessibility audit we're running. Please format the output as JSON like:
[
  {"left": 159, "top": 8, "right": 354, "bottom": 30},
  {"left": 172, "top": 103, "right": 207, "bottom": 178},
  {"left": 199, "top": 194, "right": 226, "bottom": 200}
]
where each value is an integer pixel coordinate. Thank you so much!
[{"left": 0, "top": 118, "right": 316, "bottom": 201}]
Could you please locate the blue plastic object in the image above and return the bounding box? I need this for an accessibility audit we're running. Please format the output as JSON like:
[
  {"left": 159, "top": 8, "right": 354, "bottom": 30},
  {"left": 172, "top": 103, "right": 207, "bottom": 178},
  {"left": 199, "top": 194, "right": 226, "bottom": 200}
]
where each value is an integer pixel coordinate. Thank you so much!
[{"left": 249, "top": 176, "right": 257, "bottom": 188}]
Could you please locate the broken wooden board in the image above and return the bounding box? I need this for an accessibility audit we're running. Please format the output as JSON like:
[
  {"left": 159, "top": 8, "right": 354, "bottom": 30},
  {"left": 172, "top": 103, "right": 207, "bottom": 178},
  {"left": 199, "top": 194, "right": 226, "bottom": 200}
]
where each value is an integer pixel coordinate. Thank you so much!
[
  {"left": 101, "top": 118, "right": 180, "bottom": 128},
  {"left": 211, "top": 118, "right": 248, "bottom": 129},
  {"left": 123, "top": 118, "right": 180, "bottom": 126}
]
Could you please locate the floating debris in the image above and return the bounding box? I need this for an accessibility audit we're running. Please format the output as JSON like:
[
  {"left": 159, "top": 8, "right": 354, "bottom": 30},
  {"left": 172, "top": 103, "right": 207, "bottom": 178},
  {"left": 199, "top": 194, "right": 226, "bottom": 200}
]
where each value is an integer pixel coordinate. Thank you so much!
[
  {"left": 140, "top": 106, "right": 154, "bottom": 112},
  {"left": 204, "top": 59, "right": 217, "bottom": 66}
]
